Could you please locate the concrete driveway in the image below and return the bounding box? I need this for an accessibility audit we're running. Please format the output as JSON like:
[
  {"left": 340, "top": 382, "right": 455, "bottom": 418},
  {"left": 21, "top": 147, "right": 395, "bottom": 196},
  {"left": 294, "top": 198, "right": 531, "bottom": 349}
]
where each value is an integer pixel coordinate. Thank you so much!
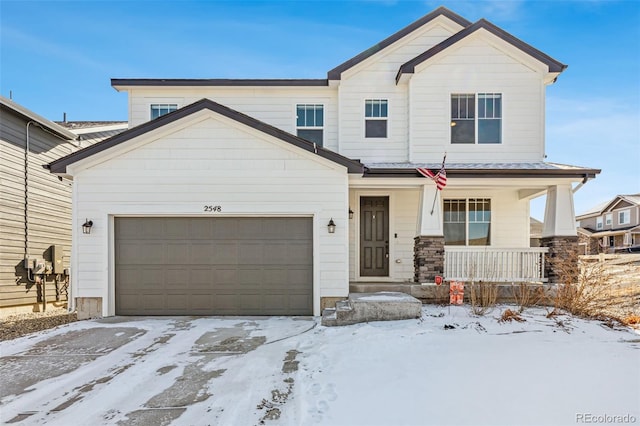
[{"left": 0, "top": 316, "right": 316, "bottom": 425}]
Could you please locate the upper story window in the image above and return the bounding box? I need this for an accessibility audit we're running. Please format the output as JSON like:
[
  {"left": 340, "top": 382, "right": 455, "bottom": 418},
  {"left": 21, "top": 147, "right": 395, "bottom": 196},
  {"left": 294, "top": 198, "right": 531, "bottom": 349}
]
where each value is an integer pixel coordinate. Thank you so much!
[
  {"left": 605, "top": 213, "right": 613, "bottom": 226},
  {"left": 296, "top": 104, "right": 324, "bottom": 146},
  {"left": 444, "top": 198, "right": 491, "bottom": 246},
  {"left": 151, "top": 104, "right": 177, "bottom": 120},
  {"left": 596, "top": 217, "right": 603, "bottom": 230},
  {"left": 451, "top": 93, "right": 502, "bottom": 144},
  {"left": 619, "top": 209, "right": 631, "bottom": 225},
  {"left": 365, "top": 99, "right": 388, "bottom": 138}
]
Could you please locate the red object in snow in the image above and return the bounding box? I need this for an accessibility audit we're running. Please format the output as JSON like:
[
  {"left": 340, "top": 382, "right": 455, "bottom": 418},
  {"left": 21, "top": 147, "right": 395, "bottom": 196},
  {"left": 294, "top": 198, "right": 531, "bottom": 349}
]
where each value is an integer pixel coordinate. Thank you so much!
[{"left": 449, "top": 281, "right": 464, "bottom": 305}]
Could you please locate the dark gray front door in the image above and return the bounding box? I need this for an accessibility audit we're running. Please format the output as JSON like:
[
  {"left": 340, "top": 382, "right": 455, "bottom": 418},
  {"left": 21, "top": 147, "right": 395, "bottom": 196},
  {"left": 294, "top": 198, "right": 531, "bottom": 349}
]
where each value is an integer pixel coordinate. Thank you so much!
[
  {"left": 360, "top": 197, "right": 389, "bottom": 277},
  {"left": 115, "top": 217, "right": 313, "bottom": 316}
]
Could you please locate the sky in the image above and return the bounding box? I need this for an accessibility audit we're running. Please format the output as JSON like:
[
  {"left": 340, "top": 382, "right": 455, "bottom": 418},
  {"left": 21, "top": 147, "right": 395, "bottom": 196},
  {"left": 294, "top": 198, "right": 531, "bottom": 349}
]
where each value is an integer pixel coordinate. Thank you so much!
[{"left": 1, "top": 0, "right": 639, "bottom": 218}]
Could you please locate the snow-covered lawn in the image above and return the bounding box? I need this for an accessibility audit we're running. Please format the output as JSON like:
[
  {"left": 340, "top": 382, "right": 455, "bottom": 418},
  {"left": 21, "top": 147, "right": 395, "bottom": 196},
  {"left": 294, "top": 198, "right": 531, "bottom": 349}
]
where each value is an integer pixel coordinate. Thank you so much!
[{"left": 1, "top": 305, "right": 638, "bottom": 426}]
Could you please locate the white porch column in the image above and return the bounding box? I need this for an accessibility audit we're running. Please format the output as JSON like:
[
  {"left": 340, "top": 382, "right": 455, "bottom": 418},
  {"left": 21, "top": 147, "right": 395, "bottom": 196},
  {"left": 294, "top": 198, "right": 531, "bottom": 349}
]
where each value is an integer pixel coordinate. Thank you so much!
[
  {"left": 416, "top": 184, "right": 443, "bottom": 236},
  {"left": 542, "top": 184, "right": 577, "bottom": 237}
]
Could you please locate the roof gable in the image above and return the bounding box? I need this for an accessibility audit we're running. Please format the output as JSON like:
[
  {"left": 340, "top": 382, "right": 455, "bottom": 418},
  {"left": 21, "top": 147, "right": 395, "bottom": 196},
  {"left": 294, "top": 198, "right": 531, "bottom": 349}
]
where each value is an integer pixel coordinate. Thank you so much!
[
  {"left": 396, "top": 19, "right": 567, "bottom": 84},
  {"left": 47, "top": 99, "right": 364, "bottom": 175},
  {"left": 327, "top": 6, "right": 470, "bottom": 80}
]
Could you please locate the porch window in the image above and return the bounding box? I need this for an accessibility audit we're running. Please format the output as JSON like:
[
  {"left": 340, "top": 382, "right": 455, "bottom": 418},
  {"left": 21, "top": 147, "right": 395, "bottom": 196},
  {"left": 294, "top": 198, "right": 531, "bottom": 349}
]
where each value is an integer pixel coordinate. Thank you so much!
[
  {"left": 619, "top": 209, "right": 631, "bottom": 225},
  {"left": 444, "top": 198, "right": 491, "bottom": 246},
  {"left": 296, "top": 104, "right": 324, "bottom": 146},
  {"left": 365, "top": 99, "right": 388, "bottom": 138},
  {"left": 451, "top": 93, "right": 502, "bottom": 144},
  {"left": 150, "top": 103, "right": 177, "bottom": 120}
]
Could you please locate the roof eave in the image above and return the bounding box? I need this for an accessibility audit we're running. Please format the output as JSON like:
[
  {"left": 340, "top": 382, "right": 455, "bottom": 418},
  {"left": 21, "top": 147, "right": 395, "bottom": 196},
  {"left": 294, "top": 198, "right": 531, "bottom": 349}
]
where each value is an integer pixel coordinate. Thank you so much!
[
  {"left": 48, "top": 98, "right": 364, "bottom": 175},
  {"left": 0, "top": 96, "right": 77, "bottom": 140}
]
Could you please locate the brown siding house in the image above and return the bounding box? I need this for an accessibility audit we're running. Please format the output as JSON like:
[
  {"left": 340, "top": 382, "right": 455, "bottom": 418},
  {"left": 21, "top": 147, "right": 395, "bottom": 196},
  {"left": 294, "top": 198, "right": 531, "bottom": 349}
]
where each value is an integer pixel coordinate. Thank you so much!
[
  {"left": 576, "top": 194, "right": 640, "bottom": 254},
  {"left": 0, "top": 96, "right": 125, "bottom": 313}
]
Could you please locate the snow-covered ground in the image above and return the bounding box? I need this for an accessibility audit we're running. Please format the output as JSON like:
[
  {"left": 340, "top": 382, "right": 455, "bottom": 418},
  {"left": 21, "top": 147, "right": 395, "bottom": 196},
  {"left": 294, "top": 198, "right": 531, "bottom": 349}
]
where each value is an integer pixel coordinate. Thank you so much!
[{"left": 1, "top": 305, "right": 638, "bottom": 426}]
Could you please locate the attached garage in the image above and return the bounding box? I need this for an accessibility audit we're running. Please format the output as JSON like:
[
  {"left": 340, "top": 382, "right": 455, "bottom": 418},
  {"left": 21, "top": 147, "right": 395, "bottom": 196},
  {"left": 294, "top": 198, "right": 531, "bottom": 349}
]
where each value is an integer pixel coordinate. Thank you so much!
[
  {"left": 48, "top": 99, "right": 362, "bottom": 318},
  {"left": 115, "top": 217, "right": 313, "bottom": 316}
]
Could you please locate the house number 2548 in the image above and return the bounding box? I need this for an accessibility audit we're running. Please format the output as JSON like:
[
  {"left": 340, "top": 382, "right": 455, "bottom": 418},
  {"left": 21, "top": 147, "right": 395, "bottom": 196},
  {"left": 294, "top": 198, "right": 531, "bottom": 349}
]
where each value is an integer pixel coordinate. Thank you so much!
[{"left": 204, "top": 205, "right": 222, "bottom": 212}]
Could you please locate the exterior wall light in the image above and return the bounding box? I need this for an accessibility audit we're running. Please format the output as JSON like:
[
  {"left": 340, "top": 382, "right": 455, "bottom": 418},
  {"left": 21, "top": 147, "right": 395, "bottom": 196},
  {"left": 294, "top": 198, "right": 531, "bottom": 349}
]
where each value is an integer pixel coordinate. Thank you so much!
[
  {"left": 349, "top": 209, "right": 354, "bottom": 219},
  {"left": 82, "top": 219, "right": 93, "bottom": 234},
  {"left": 327, "top": 218, "right": 336, "bottom": 234}
]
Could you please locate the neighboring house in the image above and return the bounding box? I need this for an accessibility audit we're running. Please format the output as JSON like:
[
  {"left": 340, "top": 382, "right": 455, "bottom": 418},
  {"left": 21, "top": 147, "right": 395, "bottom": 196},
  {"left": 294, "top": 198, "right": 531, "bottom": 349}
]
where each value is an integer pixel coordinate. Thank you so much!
[
  {"left": 576, "top": 194, "right": 640, "bottom": 254},
  {"left": 0, "top": 96, "right": 126, "bottom": 313},
  {"left": 530, "top": 217, "right": 543, "bottom": 247},
  {"left": 48, "top": 7, "right": 600, "bottom": 318}
]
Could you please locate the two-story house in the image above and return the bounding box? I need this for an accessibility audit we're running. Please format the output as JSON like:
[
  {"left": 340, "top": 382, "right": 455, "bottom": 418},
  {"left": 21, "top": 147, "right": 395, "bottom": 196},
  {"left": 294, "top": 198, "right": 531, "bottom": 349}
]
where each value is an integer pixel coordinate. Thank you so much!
[
  {"left": 0, "top": 96, "right": 126, "bottom": 314},
  {"left": 577, "top": 194, "right": 640, "bottom": 254},
  {"left": 48, "top": 7, "right": 599, "bottom": 318}
]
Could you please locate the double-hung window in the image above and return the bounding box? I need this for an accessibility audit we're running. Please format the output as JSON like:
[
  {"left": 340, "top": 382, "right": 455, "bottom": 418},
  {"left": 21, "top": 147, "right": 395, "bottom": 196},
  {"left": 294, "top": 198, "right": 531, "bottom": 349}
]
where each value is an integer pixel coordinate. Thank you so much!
[
  {"left": 444, "top": 198, "right": 491, "bottom": 246},
  {"left": 151, "top": 104, "right": 177, "bottom": 120},
  {"left": 619, "top": 209, "right": 631, "bottom": 225},
  {"left": 365, "top": 99, "right": 388, "bottom": 138},
  {"left": 451, "top": 93, "right": 502, "bottom": 144},
  {"left": 296, "top": 104, "right": 324, "bottom": 146},
  {"left": 605, "top": 213, "right": 613, "bottom": 226},
  {"left": 596, "top": 217, "right": 603, "bottom": 230}
]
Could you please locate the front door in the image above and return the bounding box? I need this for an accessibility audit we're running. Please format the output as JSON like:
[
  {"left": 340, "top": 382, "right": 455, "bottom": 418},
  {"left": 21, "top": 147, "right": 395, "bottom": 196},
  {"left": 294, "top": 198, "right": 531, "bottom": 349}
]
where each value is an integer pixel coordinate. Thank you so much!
[{"left": 360, "top": 196, "right": 389, "bottom": 277}]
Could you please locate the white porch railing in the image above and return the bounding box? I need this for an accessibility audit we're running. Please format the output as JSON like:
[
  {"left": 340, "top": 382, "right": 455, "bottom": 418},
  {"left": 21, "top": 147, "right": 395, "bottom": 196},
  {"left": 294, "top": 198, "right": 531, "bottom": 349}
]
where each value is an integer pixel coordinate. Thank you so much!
[{"left": 444, "top": 247, "right": 549, "bottom": 282}]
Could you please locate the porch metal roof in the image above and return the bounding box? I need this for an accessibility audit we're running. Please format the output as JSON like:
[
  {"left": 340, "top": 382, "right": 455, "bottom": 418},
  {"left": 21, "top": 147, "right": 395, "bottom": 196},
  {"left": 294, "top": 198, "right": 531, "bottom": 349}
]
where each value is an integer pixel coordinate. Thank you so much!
[{"left": 363, "top": 162, "right": 600, "bottom": 179}]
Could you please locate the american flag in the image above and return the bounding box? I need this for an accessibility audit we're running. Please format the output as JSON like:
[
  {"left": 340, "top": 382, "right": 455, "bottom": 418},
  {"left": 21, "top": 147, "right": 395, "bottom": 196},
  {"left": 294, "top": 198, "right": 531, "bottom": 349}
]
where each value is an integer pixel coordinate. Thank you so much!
[{"left": 417, "top": 156, "right": 447, "bottom": 190}]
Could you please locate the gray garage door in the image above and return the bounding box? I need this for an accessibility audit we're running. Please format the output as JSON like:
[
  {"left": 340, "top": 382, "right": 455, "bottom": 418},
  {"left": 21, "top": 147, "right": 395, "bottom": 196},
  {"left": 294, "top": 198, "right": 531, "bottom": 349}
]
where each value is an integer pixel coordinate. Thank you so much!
[{"left": 115, "top": 217, "right": 313, "bottom": 316}]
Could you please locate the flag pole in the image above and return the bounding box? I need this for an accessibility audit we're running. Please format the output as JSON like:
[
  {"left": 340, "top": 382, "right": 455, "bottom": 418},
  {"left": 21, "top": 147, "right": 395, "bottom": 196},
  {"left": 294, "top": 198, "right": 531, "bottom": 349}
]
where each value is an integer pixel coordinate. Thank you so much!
[{"left": 429, "top": 153, "right": 447, "bottom": 215}]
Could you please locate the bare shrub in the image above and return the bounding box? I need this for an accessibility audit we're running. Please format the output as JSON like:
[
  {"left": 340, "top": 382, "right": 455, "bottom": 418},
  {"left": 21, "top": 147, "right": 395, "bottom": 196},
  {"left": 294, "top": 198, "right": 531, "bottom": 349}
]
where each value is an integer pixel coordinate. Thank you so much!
[
  {"left": 550, "top": 251, "right": 616, "bottom": 317},
  {"left": 469, "top": 280, "right": 498, "bottom": 315},
  {"left": 511, "top": 283, "right": 546, "bottom": 313}
]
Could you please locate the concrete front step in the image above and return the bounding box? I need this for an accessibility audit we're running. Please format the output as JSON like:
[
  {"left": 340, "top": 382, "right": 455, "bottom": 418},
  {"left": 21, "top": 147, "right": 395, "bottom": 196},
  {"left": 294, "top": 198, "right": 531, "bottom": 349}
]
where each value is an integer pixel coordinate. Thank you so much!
[{"left": 321, "top": 292, "right": 422, "bottom": 327}]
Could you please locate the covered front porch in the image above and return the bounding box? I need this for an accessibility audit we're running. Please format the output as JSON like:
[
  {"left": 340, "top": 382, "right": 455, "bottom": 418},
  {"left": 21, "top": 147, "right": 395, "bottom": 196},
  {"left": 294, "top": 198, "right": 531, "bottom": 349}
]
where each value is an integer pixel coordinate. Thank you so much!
[{"left": 347, "top": 162, "right": 598, "bottom": 286}]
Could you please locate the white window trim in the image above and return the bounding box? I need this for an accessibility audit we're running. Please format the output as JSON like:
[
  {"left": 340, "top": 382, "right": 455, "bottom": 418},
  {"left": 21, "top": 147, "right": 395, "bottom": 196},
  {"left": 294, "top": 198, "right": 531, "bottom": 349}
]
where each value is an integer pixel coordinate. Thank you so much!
[
  {"left": 295, "top": 103, "right": 325, "bottom": 145},
  {"left": 619, "top": 209, "right": 631, "bottom": 225},
  {"left": 596, "top": 216, "right": 603, "bottom": 230},
  {"left": 150, "top": 103, "right": 178, "bottom": 120},
  {"left": 605, "top": 213, "right": 613, "bottom": 226},
  {"left": 363, "top": 98, "right": 390, "bottom": 139},
  {"left": 449, "top": 93, "right": 503, "bottom": 145}
]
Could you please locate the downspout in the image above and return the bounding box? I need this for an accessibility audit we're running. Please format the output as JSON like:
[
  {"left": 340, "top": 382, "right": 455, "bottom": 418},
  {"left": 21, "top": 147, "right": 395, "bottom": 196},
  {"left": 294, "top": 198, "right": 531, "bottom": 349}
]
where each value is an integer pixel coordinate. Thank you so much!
[
  {"left": 572, "top": 175, "right": 590, "bottom": 194},
  {"left": 24, "top": 121, "right": 36, "bottom": 283}
]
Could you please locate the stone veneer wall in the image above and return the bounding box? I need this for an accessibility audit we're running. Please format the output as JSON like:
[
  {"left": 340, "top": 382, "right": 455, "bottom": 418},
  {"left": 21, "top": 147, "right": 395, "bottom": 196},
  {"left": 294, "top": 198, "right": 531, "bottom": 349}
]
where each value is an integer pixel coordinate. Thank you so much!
[
  {"left": 541, "top": 236, "right": 579, "bottom": 283},
  {"left": 414, "top": 236, "right": 445, "bottom": 283}
]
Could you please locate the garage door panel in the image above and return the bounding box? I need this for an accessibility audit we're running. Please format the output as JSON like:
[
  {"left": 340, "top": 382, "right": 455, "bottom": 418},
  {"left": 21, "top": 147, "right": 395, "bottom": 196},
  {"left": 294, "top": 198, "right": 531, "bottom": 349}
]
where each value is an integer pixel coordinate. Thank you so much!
[{"left": 115, "top": 217, "right": 313, "bottom": 316}]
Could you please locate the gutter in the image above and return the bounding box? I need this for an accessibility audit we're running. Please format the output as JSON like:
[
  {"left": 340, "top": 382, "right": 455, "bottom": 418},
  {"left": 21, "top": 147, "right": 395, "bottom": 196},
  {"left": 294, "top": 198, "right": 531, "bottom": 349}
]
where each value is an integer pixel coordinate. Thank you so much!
[{"left": 572, "top": 175, "right": 590, "bottom": 193}]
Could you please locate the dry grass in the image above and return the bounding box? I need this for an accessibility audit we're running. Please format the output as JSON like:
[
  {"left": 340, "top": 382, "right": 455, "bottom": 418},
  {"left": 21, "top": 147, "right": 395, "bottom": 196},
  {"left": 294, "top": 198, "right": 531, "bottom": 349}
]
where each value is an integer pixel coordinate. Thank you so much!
[
  {"left": 499, "top": 308, "right": 526, "bottom": 323},
  {"left": 549, "top": 253, "right": 640, "bottom": 323},
  {"left": 510, "top": 283, "right": 546, "bottom": 313}
]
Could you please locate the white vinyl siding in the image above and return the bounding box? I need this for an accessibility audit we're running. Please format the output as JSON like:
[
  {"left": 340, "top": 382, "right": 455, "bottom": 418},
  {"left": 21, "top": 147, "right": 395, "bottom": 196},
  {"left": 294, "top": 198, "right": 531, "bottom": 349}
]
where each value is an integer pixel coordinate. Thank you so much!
[
  {"left": 409, "top": 33, "right": 546, "bottom": 163},
  {"left": 128, "top": 88, "right": 339, "bottom": 152},
  {"left": 70, "top": 113, "right": 349, "bottom": 316}
]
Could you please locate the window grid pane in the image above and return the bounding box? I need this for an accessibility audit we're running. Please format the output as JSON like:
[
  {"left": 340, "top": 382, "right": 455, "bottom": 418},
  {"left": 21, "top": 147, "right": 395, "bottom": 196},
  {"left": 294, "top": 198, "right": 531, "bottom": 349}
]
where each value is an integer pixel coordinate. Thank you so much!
[
  {"left": 151, "top": 104, "right": 177, "bottom": 120},
  {"left": 365, "top": 99, "right": 388, "bottom": 118},
  {"left": 296, "top": 104, "right": 323, "bottom": 128}
]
